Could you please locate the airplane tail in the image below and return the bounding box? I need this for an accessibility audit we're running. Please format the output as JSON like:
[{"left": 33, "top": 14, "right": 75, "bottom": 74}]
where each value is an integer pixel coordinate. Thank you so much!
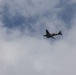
[{"left": 58, "top": 31, "right": 62, "bottom": 35}]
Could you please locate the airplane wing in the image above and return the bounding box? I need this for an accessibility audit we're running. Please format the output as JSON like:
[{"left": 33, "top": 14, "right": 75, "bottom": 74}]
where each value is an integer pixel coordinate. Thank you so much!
[
  {"left": 46, "top": 29, "right": 50, "bottom": 35},
  {"left": 51, "top": 36, "right": 55, "bottom": 39}
]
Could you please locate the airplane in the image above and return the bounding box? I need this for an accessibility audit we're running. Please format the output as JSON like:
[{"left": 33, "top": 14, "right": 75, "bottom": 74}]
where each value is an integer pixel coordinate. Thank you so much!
[{"left": 44, "top": 29, "right": 62, "bottom": 39}]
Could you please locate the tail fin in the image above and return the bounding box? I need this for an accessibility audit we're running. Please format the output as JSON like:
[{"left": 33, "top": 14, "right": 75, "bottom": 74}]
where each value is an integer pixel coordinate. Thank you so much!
[{"left": 58, "top": 31, "right": 62, "bottom": 35}]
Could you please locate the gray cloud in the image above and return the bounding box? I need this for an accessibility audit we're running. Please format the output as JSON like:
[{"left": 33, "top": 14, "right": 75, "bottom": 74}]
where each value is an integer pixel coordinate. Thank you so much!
[
  {"left": 56, "top": 0, "right": 76, "bottom": 28},
  {"left": 0, "top": 0, "right": 76, "bottom": 75},
  {"left": 0, "top": 26, "right": 76, "bottom": 75}
]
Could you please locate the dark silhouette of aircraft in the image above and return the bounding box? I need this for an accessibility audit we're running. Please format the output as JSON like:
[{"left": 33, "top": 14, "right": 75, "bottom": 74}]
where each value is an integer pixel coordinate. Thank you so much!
[{"left": 44, "top": 29, "right": 62, "bottom": 39}]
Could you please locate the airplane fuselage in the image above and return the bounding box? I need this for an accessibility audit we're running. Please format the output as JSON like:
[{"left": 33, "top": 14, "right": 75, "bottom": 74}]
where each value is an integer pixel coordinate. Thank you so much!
[{"left": 44, "top": 34, "right": 54, "bottom": 38}]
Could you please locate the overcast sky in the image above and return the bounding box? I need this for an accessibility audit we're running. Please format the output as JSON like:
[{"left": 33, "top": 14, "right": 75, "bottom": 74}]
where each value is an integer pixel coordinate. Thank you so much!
[{"left": 0, "top": 0, "right": 76, "bottom": 75}]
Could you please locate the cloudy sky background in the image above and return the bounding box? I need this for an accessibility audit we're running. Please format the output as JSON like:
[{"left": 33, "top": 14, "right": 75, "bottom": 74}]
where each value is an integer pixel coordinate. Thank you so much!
[{"left": 0, "top": 0, "right": 76, "bottom": 75}]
